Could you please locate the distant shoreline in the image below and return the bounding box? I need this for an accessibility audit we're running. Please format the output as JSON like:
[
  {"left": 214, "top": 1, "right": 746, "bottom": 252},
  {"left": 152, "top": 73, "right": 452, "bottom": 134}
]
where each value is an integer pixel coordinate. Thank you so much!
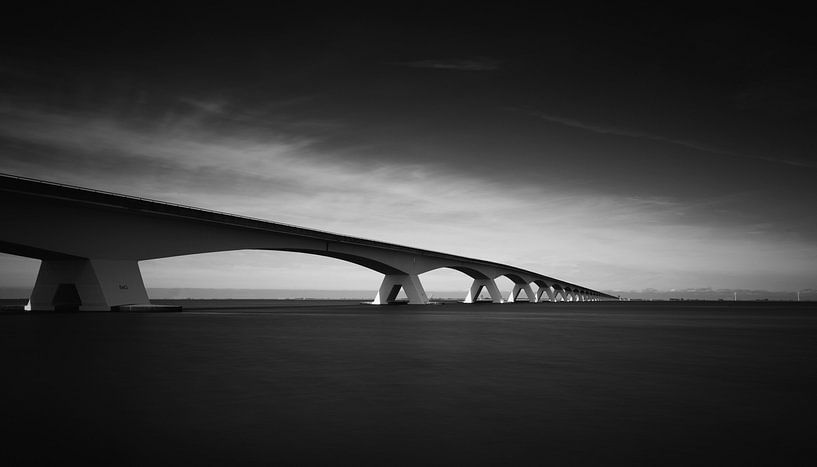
[{"left": 2, "top": 287, "right": 814, "bottom": 301}]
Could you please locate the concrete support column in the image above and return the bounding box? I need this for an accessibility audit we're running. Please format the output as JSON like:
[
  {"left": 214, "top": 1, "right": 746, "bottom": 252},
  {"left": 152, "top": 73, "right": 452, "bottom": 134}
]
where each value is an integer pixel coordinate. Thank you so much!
[
  {"left": 463, "top": 278, "right": 504, "bottom": 303},
  {"left": 537, "top": 285, "right": 556, "bottom": 303},
  {"left": 26, "top": 259, "right": 149, "bottom": 311},
  {"left": 535, "top": 286, "right": 546, "bottom": 303},
  {"left": 507, "top": 283, "right": 536, "bottom": 303},
  {"left": 371, "top": 274, "right": 429, "bottom": 305}
]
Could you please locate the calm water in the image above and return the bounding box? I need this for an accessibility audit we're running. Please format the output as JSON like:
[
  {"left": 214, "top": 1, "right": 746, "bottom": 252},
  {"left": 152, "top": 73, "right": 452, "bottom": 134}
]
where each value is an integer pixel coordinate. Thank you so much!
[{"left": 2, "top": 301, "right": 816, "bottom": 465}]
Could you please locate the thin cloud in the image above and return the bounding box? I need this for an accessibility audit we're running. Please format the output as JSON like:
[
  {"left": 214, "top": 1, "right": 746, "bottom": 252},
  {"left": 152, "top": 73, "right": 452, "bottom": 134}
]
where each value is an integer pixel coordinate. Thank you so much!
[
  {"left": 516, "top": 108, "right": 816, "bottom": 169},
  {"left": 2, "top": 102, "right": 816, "bottom": 291},
  {"left": 178, "top": 97, "right": 229, "bottom": 114},
  {"left": 390, "top": 57, "right": 500, "bottom": 71}
]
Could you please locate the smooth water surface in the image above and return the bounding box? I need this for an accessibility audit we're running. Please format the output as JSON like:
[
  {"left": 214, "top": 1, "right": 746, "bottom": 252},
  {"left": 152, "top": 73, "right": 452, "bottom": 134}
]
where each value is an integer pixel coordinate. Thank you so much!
[{"left": 2, "top": 301, "right": 816, "bottom": 465}]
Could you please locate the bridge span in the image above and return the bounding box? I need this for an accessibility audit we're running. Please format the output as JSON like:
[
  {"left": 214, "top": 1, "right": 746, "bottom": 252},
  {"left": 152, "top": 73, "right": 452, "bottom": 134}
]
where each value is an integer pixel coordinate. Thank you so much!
[{"left": 0, "top": 173, "right": 618, "bottom": 310}]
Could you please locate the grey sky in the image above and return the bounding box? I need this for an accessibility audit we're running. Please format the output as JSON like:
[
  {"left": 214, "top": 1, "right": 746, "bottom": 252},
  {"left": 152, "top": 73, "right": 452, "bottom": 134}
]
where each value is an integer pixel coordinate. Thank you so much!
[{"left": 1, "top": 6, "right": 815, "bottom": 294}]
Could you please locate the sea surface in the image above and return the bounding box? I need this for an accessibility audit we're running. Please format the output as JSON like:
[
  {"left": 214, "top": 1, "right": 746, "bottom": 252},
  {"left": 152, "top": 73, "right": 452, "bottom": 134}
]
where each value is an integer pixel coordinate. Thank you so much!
[{"left": 2, "top": 300, "right": 816, "bottom": 465}]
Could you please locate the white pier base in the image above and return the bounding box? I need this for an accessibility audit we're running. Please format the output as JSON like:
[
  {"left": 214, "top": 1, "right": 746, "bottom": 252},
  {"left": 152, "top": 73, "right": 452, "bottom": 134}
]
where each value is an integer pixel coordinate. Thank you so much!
[
  {"left": 536, "top": 285, "right": 556, "bottom": 303},
  {"left": 26, "top": 259, "right": 150, "bottom": 311},
  {"left": 507, "top": 283, "right": 536, "bottom": 303},
  {"left": 554, "top": 290, "right": 566, "bottom": 302},
  {"left": 371, "top": 274, "right": 429, "bottom": 305},
  {"left": 463, "top": 278, "right": 504, "bottom": 303}
]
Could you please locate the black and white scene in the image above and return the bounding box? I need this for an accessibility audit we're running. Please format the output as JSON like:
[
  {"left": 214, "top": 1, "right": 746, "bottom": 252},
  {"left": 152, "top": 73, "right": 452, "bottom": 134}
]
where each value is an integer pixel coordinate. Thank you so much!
[{"left": 1, "top": 5, "right": 816, "bottom": 465}]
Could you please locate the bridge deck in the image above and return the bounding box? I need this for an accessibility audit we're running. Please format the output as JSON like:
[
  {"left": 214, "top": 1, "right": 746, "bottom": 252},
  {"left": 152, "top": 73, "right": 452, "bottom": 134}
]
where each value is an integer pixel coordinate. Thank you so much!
[{"left": 0, "top": 173, "right": 617, "bottom": 304}]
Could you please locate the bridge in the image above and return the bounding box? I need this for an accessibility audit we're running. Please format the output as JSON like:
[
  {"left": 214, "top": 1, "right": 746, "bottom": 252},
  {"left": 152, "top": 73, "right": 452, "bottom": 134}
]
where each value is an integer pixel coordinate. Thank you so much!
[{"left": 0, "top": 173, "right": 618, "bottom": 310}]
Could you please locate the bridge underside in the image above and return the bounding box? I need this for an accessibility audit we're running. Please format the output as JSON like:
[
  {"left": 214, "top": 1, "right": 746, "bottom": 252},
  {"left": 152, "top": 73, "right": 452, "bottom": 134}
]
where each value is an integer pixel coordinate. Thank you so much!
[
  {"left": 1, "top": 174, "right": 618, "bottom": 310},
  {"left": 20, "top": 254, "right": 612, "bottom": 311}
]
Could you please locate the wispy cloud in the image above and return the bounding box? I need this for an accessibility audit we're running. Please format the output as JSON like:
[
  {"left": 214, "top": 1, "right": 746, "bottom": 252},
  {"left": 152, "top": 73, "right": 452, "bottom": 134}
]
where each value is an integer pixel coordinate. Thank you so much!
[
  {"left": 1, "top": 102, "right": 816, "bottom": 292},
  {"left": 390, "top": 57, "right": 500, "bottom": 71},
  {"left": 178, "top": 97, "right": 229, "bottom": 114},
  {"left": 516, "top": 108, "right": 816, "bottom": 169}
]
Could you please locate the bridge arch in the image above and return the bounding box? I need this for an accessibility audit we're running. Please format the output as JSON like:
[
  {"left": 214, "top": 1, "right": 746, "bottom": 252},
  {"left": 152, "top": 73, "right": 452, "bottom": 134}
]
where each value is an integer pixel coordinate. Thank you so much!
[
  {"left": 494, "top": 273, "right": 532, "bottom": 303},
  {"left": 416, "top": 265, "right": 502, "bottom": 303},
  {"left": 278, "top": 248, "right": 406, "bottom": 275},
  {"left": 532, "top": 279, "right": 558, "bottom": 303},
  {"left": 1, "top": 173, "right": 617, "bottom": 309}
]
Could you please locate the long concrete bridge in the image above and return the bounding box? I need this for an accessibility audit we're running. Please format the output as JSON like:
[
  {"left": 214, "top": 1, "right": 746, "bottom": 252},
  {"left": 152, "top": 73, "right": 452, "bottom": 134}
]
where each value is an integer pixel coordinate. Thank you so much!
[{"left": 0, "top": 173, "right": 618, "bottom": 310}]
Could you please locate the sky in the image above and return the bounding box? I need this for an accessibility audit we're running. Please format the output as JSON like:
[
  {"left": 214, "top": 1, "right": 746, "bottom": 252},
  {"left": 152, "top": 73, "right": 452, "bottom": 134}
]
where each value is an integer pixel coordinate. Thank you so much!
[{"left": 1, "top": 5, "right": 815, "bottom": 297}]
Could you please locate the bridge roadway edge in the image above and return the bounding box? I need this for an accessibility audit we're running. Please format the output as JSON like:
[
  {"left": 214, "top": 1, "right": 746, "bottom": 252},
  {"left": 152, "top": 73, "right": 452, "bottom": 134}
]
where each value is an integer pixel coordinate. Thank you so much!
[{"left": 0, "top": 173, "right": 618, "bottom": 310}]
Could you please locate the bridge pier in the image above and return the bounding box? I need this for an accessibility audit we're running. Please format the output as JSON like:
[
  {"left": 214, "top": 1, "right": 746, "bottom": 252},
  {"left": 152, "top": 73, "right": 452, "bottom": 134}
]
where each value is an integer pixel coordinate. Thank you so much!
[
  {"left": 507, "top": 282, "right": 536, "bottom": 303},
  {"left": 463, "top": 278, "right": 504, "bottom": 303},
  {"left": 371, "top": 274, "right": 429, "bottom": 305},
  {"left": 535, "top": 287, "right": 545, "bottom": 302},
  {"left": 536, "top": 284, "right": 556, "bottom": 303},
  {"left": 26, "top": 259, "right": 149, "bottom": 311},
  {"left": 556, "top": 289, "right": 567, "bottom": 302}
]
